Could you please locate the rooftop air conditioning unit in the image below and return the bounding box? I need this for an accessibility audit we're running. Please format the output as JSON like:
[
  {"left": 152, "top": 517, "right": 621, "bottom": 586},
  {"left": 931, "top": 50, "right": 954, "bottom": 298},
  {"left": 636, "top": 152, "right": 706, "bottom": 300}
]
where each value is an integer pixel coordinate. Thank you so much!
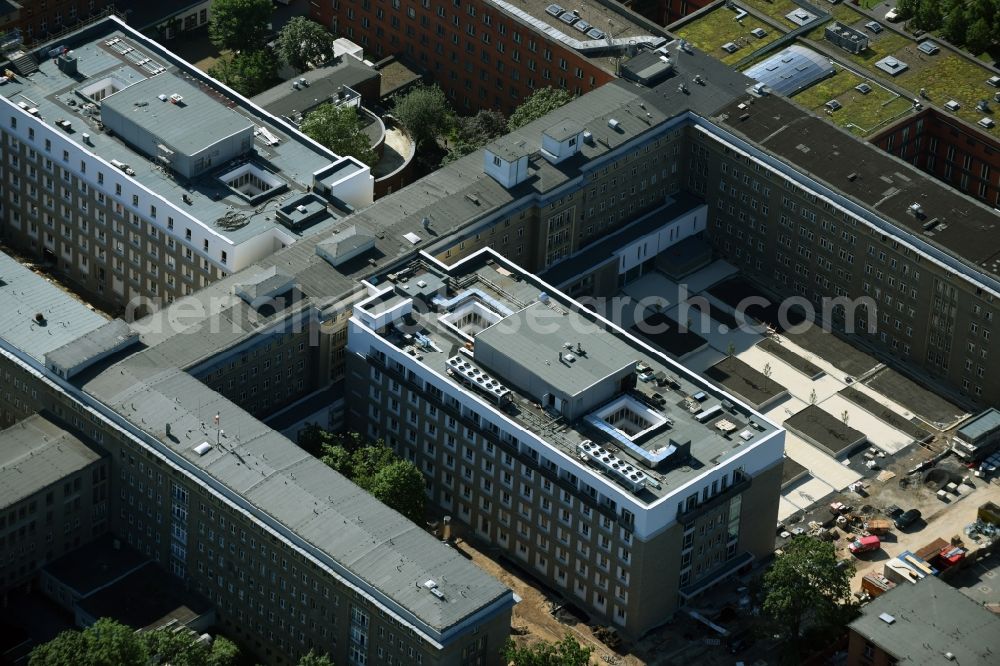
[{"left": 169, "top": 93, "right": 184, "bottom": 104}]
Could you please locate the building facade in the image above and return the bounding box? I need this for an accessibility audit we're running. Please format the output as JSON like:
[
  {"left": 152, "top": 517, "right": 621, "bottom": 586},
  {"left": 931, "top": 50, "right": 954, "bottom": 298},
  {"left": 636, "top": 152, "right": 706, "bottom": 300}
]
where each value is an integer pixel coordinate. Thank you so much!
[
  {"left": 344, "top": 249, "right": 784, "bottom": 637},
  {"left": 0, "top": 294, "right": 515, "bottom": 666},
  {"left": 871, "top": 107, "right": 1000, "bottom": 209},
  {"left": 0, "top": 0, "right": 115, "bottom": 46},
  {"left": 0, "top": 413, "right": 109, "bottom": 594},
  {"left": 694, "top": 99, "right": 1000, "bottom": 405},
  {"left": 0, "top": 18, "right": 373, "bottom": 317},
  {"left": 310, "top": 0, "right": 666, "bottom": 114}
]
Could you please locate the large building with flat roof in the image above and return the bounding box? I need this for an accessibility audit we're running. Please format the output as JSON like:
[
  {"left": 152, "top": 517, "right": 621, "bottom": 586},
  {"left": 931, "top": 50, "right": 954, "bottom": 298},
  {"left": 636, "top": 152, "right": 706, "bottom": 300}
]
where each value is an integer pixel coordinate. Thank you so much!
[
  {"left": 0, "top": 16, "right": 373, "bottom": 317},
  {"left": 846, "top": 576, "right": 1000, "bottom": 666},
  {"left": 7, "top": 11, "right": 1000, "bottom": 661},
  {"left": 0, "top": 413, "right": 109, "bottom": 592},
  {"left": 311, "top": 0, "right": 668, "bottom": 114},
  {"left": 344, "top": 248, "right": 784, "bottom": 635}
]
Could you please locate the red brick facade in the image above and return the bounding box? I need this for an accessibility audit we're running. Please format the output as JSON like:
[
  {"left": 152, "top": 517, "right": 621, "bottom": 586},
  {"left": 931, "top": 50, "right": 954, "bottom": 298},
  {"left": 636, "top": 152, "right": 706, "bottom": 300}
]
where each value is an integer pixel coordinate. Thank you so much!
[
  {"left": 0, "top": 0, "right": 114, "bottom": 45},
  {"left": 309, "top": 0, "right": 614, "bottom": 114},
  {"left": 625, "top": 0, "right": 713, "bottom": 27},
  {"left": 872, "top": 107, "right": 1000, "bottom": 208}
]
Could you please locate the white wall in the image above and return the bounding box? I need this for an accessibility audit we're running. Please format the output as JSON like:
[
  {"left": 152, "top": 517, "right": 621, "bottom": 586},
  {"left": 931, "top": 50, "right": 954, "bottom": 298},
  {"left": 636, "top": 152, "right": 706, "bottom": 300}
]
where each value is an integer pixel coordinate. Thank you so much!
[
  {"left": 317, "top": 157, "right": 374, "bottom": 209},
  {"left": 347, "top": 316, "right": 784, "bottom": 540},
  {"left": 483, "top": 150, "right": 528, "bottom": 189},
  {"left": 616, "top": 204, "right": 707, "bottom": 274}
]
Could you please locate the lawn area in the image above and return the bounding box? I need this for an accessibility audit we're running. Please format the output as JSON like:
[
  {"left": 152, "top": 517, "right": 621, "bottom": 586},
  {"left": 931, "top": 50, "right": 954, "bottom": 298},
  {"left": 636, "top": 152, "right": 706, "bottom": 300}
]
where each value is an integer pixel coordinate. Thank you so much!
[
  {"left": 805, "top": 1, "right": 868, "bottom": 38},
  {"left": 835, "top": 27, "right": 912, "bottom": 67},
  {"left": 737, "top": 0, "right": 802, "bottom": 28},
  {"left": 676, "top": 8, "right": 784, "bottom": 65},
  {"left": 895, "top": 53, "right": 1000, "bottom": 139},
  {"left": 792, "top": 65, "right": 914, "bottom": 135},
  {"left": 798, "top": 6, "right": 1000, "bottom": 141}
]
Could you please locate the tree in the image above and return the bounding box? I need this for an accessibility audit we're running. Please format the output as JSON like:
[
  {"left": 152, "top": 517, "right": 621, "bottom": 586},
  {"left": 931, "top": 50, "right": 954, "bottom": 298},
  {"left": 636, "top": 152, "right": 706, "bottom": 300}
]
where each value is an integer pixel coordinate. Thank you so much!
[
  {"left": 763, "top": 536, "right": 855, "bottom": 653},
  {"left": 762, "top": 363, "right": 772, "bottom": 390},
  {"left": 392, "top": 84, "right": 453, "bottom": 148},
  {"left": 301, "top": 103, "right": 377, "bottom": 165},
  {"left": 208, "top": 0, "right": 273, "bottom": 52},
  {"left": 276, "top": 17, "right": 334, "bottom": 71},
  {"left": 941, "top": 7, "right": 969, "bottom": 45},
  {"left": 316, "top": 435, "right": 427, "bottom": 524},
  {"left": 895, "top": 0, "right": 918, "bottom": 20},
  {"left": 446, "top": 109, "right": 508, "bottom": 162},
  {"left": 319, "top": 443, "right": 352, "bottom": 473},
  {"left": 369, "top": 460, "right": 427, "bottom": 524},
  {"left": 143, "top": 631, "right": 238, "bottom": 666},
  {"left": 508, "top": 87, "right": 574, "bottom": 130},
  {"left": 964, "top": 17, "right": 993, "bottom": 54},
  {"left": 29, "top": 619, "right": 239, "bottom": 666},
  {"left": 297, "top": 650, "right": 334, "bottom": 666},
  {"left": 912, "top": 0, "right": 943, "bottom": 30},
  {"left": 208, "top": 49, "right": 278, "bottom": 97},
  {"left": 348, "top": 443, "right": 399, "bottom": 485},
  {"left": 30, "top": 618, "right": 147, "bottom": 666},
  {"left": 809, "top": 388, "right": 817, "bottom": 405},
  {"left": 502, "top": 634, "right": 593, "bottom": 666},
  {"left": 298, "top": 422, "right": 335, "bottom": 457},
  {"left": 206, "top": 637, "right": 239, "bottom": 666}
]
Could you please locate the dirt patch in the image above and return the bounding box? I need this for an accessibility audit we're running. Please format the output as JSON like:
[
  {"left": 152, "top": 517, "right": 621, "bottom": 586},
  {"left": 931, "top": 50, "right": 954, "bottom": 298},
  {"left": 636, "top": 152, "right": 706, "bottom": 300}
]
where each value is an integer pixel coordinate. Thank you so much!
[
  {"left": 164, "top": 28, "right": 225, "bottom": 73},
  {"left": 705, "top": 355, "right": 786, "bottom": 408},
  {"left": 450, "top": 537, "right": 641, "bottom": 665},
  {"left": 758, "top": 338, "right": 823, "bottom": 378},
  {"left": 840, "top": 386, "right": 932, "bottom": 440},
  {"left": 865, "top": 367, "right": 967, "bottom": 427},
  {"left": 631, "top": 312, "right": 707, "bottom": 358}
]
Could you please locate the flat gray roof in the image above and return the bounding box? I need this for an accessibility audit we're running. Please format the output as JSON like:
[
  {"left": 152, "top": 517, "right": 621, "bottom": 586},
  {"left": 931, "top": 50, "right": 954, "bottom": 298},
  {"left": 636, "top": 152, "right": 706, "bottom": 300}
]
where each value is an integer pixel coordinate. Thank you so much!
[
  {"left": 365, "top": 254, "right": 778, "bottom": 502},
  {"left": 476, "top": 301, "right": 638, "bottom": 398},
  {"left": 0, "top": 20, "right": 342, "bottom": 244},
  {"left": 102, "top": 75, "right": 255, "bottom": 157},
  {"left": 714, "top": 92, "right": 1000, "bottom": 286},
  {"left": 849, "top": 576, "right": 1000, "bottom": 664},
  {"left": 82, "top": 359, "right": 513, "bottom": 638},
  {"left": 45, "top": 319, "right": 138, "bottom": 375},
  {"left": 43, "top": 534, "right": 149, "bottom": 596},
  {"left": 0, "top": 251, "right": 109, "bottom": 363},
  {"left": 0, "top": 413, "right": 103, "bottom": 509},
  {"left": 251, "top": 57, "right": 379, "bottom": 118},
  {"left": 957, "top": 408, "right": 1000, "bottom": 442}
]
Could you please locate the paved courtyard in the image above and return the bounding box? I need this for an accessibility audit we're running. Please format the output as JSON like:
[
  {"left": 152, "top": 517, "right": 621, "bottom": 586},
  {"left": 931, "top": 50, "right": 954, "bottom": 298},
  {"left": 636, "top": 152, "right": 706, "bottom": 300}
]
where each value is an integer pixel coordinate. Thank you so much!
[{"left": 621, "top": 263, "right": 960, "bottom": 525}]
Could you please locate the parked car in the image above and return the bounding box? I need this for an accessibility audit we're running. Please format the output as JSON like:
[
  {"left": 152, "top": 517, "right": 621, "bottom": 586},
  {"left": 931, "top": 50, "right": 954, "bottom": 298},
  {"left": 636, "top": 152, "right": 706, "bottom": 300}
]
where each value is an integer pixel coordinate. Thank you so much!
[
  {"left": 884, "top": 8, "right": 900, "bottom": 22},
  {"left": 849, "top": 535, "right": 881, "bottom": 555},
  {"left": 894, "top": 508, "right": 922, "bottom": 529}
]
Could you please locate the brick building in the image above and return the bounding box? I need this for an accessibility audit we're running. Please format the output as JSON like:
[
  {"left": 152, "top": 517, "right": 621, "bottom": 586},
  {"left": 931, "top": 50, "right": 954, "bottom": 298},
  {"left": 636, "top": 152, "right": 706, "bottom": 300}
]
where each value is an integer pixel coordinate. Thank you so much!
[
  {"left": 0, "top": 0, "right": 114, "bottom": 45},
  {"left": 626, "top": 0, "right": 714, "bottom": 27},
  {"left": 309, "top": 0, "right": 668, "bottom": 114},
  {"left": 871, "top": 106, "right": 1000, "bottom": 209}
]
